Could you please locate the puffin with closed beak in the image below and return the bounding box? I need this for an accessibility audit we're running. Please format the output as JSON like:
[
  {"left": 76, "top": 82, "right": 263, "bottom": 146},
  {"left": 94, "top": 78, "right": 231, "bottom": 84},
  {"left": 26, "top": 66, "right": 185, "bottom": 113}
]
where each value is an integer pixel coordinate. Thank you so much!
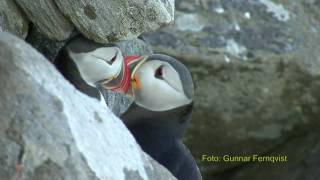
[
  {"left": 120, "top": 54, "right": 202, "bottom": 180},
  {"left": 55, "top": 36, "right": 202, "bottom": 180}
]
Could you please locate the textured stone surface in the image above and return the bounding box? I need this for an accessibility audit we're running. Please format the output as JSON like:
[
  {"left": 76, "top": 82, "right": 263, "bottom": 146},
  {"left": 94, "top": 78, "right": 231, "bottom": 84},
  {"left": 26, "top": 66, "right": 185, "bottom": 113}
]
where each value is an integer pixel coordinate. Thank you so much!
[
  {"left": 0, "top": 33, "right": 176, "bottom": 180},
  {"left": 14, "top": 0, "right": 73, "bottom": 40},
  {"left": 26, "top": 27, "right": 78, "bottom": 62},
  {"left": 116, "top": 38, "right": 154, "bottom": 57},
  {"left": 143, "top": 0, "right": 320, "bottom": 179},
  {"left": 55, "top": 0, "right": 174, "bottom": 43},
  {"left": 145, "top": 0, "right": 320, "bottom": 74},
  {"left": 0, "top": 0, "right": 29, "bottom": 38}
]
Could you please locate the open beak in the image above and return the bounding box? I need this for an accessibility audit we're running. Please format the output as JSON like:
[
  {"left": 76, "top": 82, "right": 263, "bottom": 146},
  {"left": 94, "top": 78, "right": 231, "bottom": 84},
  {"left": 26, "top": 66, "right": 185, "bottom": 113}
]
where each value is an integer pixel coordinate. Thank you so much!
[
  {"left": 97, "top": 55, "right": 148, "bottom": 95},
  {"left": 128, "top": 56, "right": 148, "bottom": 92}
]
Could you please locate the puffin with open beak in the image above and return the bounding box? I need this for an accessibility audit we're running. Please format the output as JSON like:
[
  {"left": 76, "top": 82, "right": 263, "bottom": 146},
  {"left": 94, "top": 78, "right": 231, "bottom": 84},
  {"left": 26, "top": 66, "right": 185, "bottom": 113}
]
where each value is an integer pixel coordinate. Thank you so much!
[
  {"left": 55, "top": 36, "right": 202, "bottom": 180},
  {"left": 55, "top": 36, "right": 133, "bottom": 106}
]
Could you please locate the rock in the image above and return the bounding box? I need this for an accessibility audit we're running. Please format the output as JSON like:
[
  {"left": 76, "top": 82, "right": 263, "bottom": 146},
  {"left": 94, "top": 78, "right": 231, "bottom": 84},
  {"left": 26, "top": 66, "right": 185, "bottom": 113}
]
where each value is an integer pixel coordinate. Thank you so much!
[
  {"left": 0, "top": 0, "right": 29, "bottom": 38},
  {"left": 0, "top": 32, "right": 176, "bottom": 180},
  {"left": 55, "top": 0, "right": 174, "bottom": 43},
  {"left": 14, "top": 0, "right": 73, "bottom": 41},
  {"left": 26, "top": 27, "right": 76, "bottom": 62},
  {"left": 147, "top": 0, "right": 320, "bottom": 72},
  {"left": 144, "top": 0, "right": 320, "bottom": 179},
  {"left": 116, "top": 38, "right": 154, "bottom": 57}
]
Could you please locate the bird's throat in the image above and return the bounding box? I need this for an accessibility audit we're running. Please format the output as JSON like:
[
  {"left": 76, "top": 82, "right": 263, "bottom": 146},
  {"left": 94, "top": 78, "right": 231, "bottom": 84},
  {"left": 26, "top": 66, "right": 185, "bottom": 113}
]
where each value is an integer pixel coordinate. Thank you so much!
[{"left": 99, "top": 55, "right": 141, "bottom": 94}]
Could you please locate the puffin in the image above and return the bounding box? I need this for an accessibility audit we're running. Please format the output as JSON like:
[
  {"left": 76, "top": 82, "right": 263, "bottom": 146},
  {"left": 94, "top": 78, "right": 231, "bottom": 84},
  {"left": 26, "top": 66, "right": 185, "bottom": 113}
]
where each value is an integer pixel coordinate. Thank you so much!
[
  {"left": 120, "top": 54, "right": 202, "bottom": 180},
  {"left": 54, "top": 36, "right": 127, "bottom": 106},
  {"left": 55, "top": 36, "right": 202, "bottom": 180}
]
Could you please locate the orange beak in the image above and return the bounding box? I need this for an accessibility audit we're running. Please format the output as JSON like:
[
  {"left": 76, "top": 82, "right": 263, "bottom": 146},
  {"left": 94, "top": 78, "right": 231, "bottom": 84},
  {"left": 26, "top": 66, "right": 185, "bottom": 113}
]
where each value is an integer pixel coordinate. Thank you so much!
[
  {"left": 131, "top": 74, "right": 141, "bottom": 90},
  {"left": 127, "top": 56, "right": 148, "bottom": 95}
]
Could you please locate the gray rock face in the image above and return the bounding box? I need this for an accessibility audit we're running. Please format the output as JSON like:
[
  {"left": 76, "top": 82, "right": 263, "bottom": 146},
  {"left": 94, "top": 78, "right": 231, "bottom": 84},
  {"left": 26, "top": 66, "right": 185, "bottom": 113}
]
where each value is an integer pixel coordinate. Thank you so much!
[
  {"left": 2, "top": 0, "right": 174, "bottom": 43},
  {"left": 14, "top": 0, "right": 74, "bottom": 41},
  {"left": 0, "top": 0, "right": 29, "bottom": 38},
  {"left": 26, "top": 27, "right": 76, "bottom": 62},
  {"left": 117, "top": 38, "right": 154, "bottom": 57},
  {"left": 55, "top": 0, "right": 175, "bottom": 43},
  {"left": 143, "top": 0, "right": 320, "bottom": 179},
  {"left": 0, "top": 33, "right": 176, "bottom": 180}
]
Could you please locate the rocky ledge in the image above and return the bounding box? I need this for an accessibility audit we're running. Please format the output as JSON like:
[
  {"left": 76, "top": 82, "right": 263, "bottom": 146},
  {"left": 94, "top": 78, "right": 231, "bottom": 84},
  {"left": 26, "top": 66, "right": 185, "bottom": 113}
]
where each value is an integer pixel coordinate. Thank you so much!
[{"left": 0, "top": 33, "right": 176, "bottom": 180}]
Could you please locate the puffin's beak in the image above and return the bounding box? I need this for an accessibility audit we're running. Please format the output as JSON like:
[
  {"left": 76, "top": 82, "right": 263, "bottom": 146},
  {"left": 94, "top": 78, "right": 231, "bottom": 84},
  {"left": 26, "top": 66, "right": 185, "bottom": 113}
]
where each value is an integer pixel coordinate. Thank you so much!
[
  {"left": 97, "top": 55, "right": 148, "bottom": 96},
  {"left": 128, "top": 56, "right": 148, "bottom": 91}
]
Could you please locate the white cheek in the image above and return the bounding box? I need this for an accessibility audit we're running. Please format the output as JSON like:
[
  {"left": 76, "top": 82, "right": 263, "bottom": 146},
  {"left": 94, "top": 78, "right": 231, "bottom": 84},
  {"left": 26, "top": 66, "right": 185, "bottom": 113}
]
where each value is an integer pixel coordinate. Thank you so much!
[
  {"left": 68, "top": 49, "right": 123, "bottom": 87},
  {"left": 88, "top": 48, "right": 123, "bottom": 77},
  {"left": 163, "top": 66, "right": 184, "bottom": 93},
  {"left": 134, "top": 65, "right": 191, "bottom": 111}
]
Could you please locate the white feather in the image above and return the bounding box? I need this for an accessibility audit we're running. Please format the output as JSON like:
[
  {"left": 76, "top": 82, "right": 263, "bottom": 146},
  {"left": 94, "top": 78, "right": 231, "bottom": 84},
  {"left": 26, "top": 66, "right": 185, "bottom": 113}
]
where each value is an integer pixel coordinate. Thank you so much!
[
  {"left": 134, "top": 60, "right": 192, "bottom": 111},
  {"left": 68, "top": 47, "right": 123, "bottom": 87}
]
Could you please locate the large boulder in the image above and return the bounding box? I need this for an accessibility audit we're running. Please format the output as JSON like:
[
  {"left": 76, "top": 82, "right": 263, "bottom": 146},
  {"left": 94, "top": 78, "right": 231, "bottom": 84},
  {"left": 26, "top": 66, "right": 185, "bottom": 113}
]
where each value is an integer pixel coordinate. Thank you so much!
[
  {"left": 3, "top": 0, "right": 174, "bottom": 49},
  {"left": 0, "top": 0, "right": 29, "bottom": 38},
  {"left": 55, "top": 0, "right": 175, "bottom": 43},
  {"left": 8, "top": 0, "right": 174, "bottom": 64},
  {"left": 143, "top": 0, "right": 320, "bottom": 179},
  {"left": 0, "top": 32, "right": 176, "bottom": 180}
]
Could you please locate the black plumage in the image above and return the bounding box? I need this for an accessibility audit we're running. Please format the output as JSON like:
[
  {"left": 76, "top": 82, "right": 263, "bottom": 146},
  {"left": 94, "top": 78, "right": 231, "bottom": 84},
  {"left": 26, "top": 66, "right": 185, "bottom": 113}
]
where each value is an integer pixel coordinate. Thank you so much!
[{"left": 121, "top": 99, "right": 202, "bottom": 180}]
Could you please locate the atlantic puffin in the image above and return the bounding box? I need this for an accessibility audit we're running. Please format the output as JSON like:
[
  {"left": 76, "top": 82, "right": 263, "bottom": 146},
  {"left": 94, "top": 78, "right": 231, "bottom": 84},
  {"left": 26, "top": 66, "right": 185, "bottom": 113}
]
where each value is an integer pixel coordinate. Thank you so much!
[
  {"left": 55, "top": 36, "right": 202, "bottom": 180},
  {"left": 120, "top": 54, "right": 202, "bottom": 180},
  {"left": 54, "top": 36, "right": 128, "bottom": 107}
]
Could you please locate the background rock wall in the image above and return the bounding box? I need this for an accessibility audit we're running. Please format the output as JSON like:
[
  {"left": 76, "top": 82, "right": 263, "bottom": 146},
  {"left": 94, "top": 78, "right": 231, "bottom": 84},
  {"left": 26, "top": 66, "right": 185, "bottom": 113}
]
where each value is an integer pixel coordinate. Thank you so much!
[{"left": 142, "top": 0, "right": 320, "bottom": 179}]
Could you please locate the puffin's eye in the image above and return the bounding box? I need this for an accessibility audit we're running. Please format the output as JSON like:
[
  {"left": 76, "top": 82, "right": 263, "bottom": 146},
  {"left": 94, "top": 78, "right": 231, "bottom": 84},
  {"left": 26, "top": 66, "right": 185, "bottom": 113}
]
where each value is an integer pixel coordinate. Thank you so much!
[
  {"left": 155, "top": 66, "right": 163, "bottom": 79},
  {"left": 109, "top": 52, "right": 117, "bottom": 64}
]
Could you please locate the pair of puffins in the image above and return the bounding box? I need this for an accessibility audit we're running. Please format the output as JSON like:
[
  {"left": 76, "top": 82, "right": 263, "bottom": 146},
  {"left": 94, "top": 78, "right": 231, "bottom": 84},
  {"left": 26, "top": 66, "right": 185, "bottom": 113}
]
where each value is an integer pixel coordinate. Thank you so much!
[{"left": 55, "top": 36, "right": 202, "bottom": 180}]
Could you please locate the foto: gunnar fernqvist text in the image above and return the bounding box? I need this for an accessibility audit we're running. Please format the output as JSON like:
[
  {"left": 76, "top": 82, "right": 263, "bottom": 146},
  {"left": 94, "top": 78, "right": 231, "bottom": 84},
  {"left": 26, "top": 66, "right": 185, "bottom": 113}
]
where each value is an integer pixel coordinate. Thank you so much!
[{"left": 201, "top": 154, "right": 288, "bottom": 163}]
